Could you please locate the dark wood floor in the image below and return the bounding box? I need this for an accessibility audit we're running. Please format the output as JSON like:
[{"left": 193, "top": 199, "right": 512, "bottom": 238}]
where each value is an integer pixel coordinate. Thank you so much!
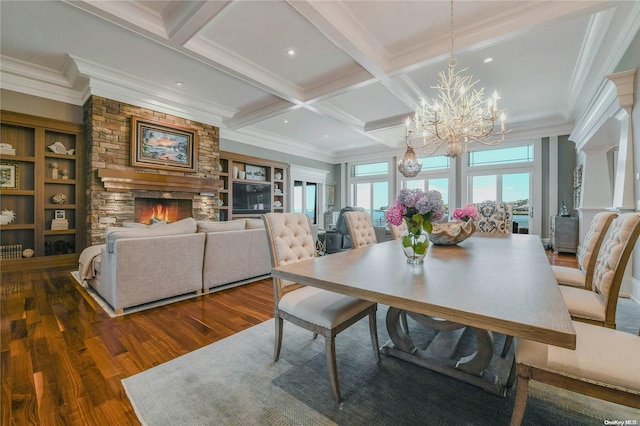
[{"left": 1, "top": 250, "right": 577, "bottom": 426}]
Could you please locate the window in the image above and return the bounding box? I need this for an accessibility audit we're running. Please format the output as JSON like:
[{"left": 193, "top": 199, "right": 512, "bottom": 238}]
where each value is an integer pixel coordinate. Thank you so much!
[
  {"left": 353, "top": 162, "right": 388, "bottom": 177},
  {"left": 294, "top": 181, "right": 318, "bottom": 224},
  {"left": 352, "top": 181, "right": 389, "bottom": 227},
  {"left": 404, "top": 177, "right": 449, "bottom": 215},
  {"left": 420, "top": 156, "right": 450, "bottom": 171},
  {"left": 350, "top": 161, "right": 391, "bottom": 228},
  {"left": 468, "top": 145, "right": 533, "bottom": 167},
  {"left": 465, "top": 144, "right": 535, "bottom": 232},
  {"left": 290, "top": 165, "right": 329, "bottom": 227},
  {"left": 400, "top": 155, "right": 451, "bottom": 215}
]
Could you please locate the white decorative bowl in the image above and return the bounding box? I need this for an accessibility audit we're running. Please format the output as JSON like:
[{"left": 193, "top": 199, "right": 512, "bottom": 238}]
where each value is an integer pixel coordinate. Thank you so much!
[{"left": 428, "top": 220, "right": 476, "bottom": 245}]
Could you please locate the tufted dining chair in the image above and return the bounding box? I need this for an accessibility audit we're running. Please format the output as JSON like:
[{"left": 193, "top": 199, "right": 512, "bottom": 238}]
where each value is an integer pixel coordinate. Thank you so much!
[
  {"left": 559, "top": 213, "right": 640, "bottom": 329},
  {"left": 509, "top": 321, "right": 640, "bottom": 425},
  {"left": 262, "top": 212, "right": 380, "bottom": 402},
  {"left": 390, "top": 220, "right": 408, "bottom": 240},
  {"left": 344, "top": 210, "right": 378, "bottom": 248},
  {"left": 474, "top": 201, "right": 513, "bottom": 234},
  {"left": 551, "top": 212, "right": 617, "bottom": 290}
]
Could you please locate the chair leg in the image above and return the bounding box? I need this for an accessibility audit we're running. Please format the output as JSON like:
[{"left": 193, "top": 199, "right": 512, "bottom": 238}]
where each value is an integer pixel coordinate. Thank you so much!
[
  {"left": 325, "top": 337, "right": 342, "bottom": 402},
  {"left": 400, "top": 311, "right": 410, "bottom": 334},
  {"left": 510, "top": 370, "right": 530, "bottom": 426},
  {"left": 274, "top": 317, "right": 283, "bottom": 362},
  {"left": 368, "top": 309, "right": 381, "bottom": 362},
  {"left": 502, "top": 335, "right": 513, "bottom": 357},
  {"left": 313, "top": 333, "right": 318, "bottom": 339}
]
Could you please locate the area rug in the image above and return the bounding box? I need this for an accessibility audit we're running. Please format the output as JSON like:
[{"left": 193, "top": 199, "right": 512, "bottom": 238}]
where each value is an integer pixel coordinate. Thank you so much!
[{"left": 122, "top": 306, "right": 640, "bottom": 425}]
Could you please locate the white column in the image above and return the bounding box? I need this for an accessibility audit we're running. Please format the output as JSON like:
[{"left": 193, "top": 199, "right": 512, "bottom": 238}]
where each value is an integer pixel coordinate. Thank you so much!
[
  {"left": 607, "top": 70, "right": 636, "bottom": 211},
  {"left": 578, "top": 146, "right": 614, "bottom": 242}
]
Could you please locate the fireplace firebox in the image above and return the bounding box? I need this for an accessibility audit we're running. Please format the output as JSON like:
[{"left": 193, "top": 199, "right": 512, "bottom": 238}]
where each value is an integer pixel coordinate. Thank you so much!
[{"left": 134, "top": 197, "right": 192, "bottom": 224}]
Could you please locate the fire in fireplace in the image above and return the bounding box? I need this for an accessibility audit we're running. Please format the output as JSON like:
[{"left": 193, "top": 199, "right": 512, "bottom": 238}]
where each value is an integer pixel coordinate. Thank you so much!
[{"left": 134, "top": 198, "right": 192, "bottom": 224}]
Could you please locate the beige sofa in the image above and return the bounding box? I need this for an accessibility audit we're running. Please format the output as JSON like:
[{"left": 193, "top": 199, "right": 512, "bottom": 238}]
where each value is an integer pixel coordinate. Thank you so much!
[
  {"left": 78, "top": 218, "right": 271, "bottom": 314},
  {"left": 199, "top": 218, "right": 271, "bottom": 291}
]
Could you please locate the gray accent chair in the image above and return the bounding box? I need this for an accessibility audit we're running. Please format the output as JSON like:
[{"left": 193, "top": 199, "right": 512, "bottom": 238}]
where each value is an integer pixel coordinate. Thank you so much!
[{"left": 324, "top": 206, "right": 365, "bottom": 254}]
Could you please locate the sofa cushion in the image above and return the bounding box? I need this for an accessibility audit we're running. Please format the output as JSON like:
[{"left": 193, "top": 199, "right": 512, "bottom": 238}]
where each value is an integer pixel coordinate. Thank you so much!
[
  {"left": 198, "top": 219, "right": 246, "bottom": 233},
  {"left": 106, "top": 217, "right": 197, "bottom": 252},
  {"left": 245, "top": 219, "right": 265, "bottom": 229}
]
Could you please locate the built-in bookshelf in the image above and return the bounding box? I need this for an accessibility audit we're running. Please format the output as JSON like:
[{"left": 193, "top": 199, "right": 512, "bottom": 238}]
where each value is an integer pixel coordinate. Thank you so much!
[
  {"left": 218, "top": 151, "right": 288, "bottom": 221},
  {"left": 0, "top": 111, "right": 85, "bottom": 272}
]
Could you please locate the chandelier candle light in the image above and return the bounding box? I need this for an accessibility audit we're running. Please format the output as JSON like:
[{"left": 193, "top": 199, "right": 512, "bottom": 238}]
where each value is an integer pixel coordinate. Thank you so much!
[{"left": 398, "top": 0, "right": 508, "bottom": 177}]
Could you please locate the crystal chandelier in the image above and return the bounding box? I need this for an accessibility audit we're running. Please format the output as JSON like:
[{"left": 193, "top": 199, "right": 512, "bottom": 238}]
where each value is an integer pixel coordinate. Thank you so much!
[{"left": 398, "top": 0, "right": 507, "bottom": 177}]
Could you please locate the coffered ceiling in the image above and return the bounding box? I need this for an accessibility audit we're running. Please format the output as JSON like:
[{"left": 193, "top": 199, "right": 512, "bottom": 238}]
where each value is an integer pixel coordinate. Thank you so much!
[{"left": 1, "top": 1, "right": 639, "bottom": 163}]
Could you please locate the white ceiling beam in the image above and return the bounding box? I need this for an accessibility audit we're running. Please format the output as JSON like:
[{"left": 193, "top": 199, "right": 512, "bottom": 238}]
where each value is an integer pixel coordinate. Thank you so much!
[{"left": 287, "top": 0, "right": 418, "bottom": 112}]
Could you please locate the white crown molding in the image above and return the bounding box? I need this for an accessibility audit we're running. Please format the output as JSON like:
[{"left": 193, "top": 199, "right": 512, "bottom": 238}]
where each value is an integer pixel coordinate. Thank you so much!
[
  {"left": 70, "top": 55, "right": 235, "bottom": 123},
  {"left": 563, "top": 8, "right": 615, "bottom": 119},
  {"left": 570, "top": 78, "right": 618, "bottom": 151},
  {"left": 220, "top": 127, "right": 337, "bottom": 164},
  {"left": 601, "top": 2, "right": 640, "bottom": 77},
  {"left": 63, "top": 0, "right": 169, "bottom": 38},
  {"left": 289, "top": 164, "right": 329, "bottom": 182},
  {"left": 503, "top": 121, "right": 575, "bottom": 142},
  {"left": 0, "top": 56, "right": 88, "bottom": 105}
]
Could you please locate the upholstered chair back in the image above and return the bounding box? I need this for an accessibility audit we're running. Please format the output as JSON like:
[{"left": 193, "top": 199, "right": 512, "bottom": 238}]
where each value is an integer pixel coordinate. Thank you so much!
[
  {"left": 390, "top": 220, "right": 408, "bottom": 240},
  {"left": 474, "top": 201, "right": 513, "bottom": 234},
  {"left": 263, "top": 213, "right": 316, "bottom": 301},
  {"left": 592, "top": 213, "right": 640, "bottom": 304},
  {"left": 576, "top": 212, "right": 617, "bottom": 288},
  {"left": 344, "top": 211, "right": 377, "bottom": 248}
]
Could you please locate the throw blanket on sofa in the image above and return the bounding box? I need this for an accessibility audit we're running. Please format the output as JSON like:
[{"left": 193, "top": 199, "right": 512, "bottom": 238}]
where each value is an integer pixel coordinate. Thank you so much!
[{"left": 78, "top": 244, "right": 105, "bottom": 281}]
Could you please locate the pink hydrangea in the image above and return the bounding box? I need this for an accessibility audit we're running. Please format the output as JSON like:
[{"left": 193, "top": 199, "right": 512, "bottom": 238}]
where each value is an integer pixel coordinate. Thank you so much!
[
  {"left": 385, "top": 201, "right": 407, "bottom": 226},
  {"left": 453, "top": 204, "right": 478, "bottom": 222},
  {"left": 385, "top": 188, "right": 445, "bottom": 229}
]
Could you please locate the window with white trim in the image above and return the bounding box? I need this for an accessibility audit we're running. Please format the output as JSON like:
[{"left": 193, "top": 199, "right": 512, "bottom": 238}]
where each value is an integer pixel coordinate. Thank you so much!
[
  {"left": 401, "top": 155, "right": 451, "bottom": 215},
  {"left": 349, "top": 161, "right": 390, "bottom": 227}
]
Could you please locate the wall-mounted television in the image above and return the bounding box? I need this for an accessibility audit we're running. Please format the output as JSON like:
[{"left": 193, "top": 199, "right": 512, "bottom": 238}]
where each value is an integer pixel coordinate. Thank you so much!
[{"left": 232, "top": 182, "right": 272, "bottom": 214}]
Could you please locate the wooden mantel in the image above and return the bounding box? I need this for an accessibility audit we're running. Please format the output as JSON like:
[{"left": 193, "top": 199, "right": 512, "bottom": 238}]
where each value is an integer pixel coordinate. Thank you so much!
[{"left": 97, "top": 169, "right": 222, "bottom": 193}]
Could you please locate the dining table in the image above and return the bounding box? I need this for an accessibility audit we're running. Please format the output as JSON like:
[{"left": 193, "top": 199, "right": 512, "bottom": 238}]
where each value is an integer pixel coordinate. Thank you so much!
[{"left": 271, "top": 233, "right": 576, "bottom": 396}]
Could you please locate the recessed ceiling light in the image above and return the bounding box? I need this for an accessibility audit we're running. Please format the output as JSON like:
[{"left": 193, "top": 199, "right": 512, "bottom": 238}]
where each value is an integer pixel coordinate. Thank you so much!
[
  {"left": 324, "top": 134, "right": 328, "bottom": 138},
  {"left": 284, "top": 120, "right": 288, "bottom": 123},
  {"left": 483, "top": 57, "right": 493, "bottom": 64},
  {"left": 176, "top": 81, "right": 184, "bottom": 86},
  {"left": 287, "top": 49, "right": 296, "bottom": 56}
]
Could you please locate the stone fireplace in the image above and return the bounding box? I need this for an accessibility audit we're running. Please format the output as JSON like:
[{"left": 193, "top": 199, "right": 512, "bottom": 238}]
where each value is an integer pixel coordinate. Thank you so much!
[{"left": 85, "top": 96, "right": 223, "bottom": 246}]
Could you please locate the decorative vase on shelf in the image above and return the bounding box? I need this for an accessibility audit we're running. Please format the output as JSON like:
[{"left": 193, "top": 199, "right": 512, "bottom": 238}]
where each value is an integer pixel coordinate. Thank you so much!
[
  {"left": 239, "top": 171, "right": 246, "bottom": 179},
  {"left": 232, "top": 166, "right": 239, "bottom": 179},
  {"left": 275, "top": 171, "right": 282, "bottom": 180},
  {"left": 52, "top": 193, "right": 67, "bottom": 204},
  {"left": 401, "top": 218, "right": 429, "bottom": 264}
]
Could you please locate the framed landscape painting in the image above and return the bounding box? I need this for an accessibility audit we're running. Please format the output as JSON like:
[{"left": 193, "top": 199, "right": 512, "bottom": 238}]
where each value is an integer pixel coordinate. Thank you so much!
[
  {"left": 130, "top": 116, "right": 197, "bottom": 172},
  {"left": 0, "top": 162, "right": 18, "bottom": 189}
]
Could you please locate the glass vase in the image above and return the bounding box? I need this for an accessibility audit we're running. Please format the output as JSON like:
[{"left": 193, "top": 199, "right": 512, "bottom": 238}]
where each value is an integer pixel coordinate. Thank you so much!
[{"left": 401, "top": 219, "right": 429, "bottom": 264}]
